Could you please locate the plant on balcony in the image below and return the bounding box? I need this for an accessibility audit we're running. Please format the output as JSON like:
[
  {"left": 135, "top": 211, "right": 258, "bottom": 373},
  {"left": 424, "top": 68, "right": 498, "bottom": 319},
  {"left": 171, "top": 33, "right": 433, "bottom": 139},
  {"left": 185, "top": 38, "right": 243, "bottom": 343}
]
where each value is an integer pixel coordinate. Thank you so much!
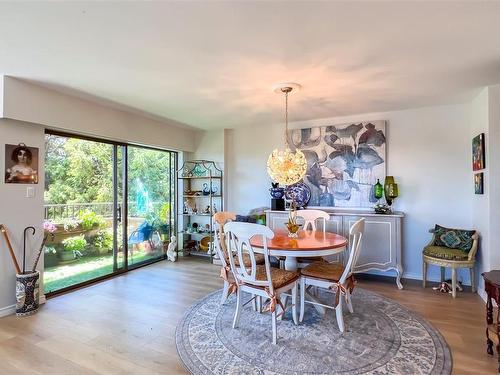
[
  {"left": 44, "top": 245, "right": 59, "bottom": 267},
  {"left": 92, "top": 229, "right": 113, "bottom": 255},
  {"left": 62, "top": 217, "right": 81, "bottom": 232},
  {"left": 78, "top": 210, "right": 106, "bottom": 231},
  {"left": 61, "top": 235, "right": 87, "bottom": 261}
]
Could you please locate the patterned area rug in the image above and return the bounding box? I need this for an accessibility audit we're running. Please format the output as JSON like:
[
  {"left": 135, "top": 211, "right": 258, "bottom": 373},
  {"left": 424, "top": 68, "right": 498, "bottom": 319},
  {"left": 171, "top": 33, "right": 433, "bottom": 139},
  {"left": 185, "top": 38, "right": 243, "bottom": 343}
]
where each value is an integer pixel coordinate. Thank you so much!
[{"left": 176, "top": 288, "right": 452, "bottom": 374}]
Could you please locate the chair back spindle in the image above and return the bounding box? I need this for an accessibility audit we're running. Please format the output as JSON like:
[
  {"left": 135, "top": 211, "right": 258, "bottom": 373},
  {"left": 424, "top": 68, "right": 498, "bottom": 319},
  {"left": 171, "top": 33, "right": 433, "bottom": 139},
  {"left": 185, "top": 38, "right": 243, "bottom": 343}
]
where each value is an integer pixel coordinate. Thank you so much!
[
  {"left": 296, "top": 209, "right": 330, "bottom": 232},
  {"left": 340, "top": 218, "right": 365, "bottom": 284},
  {"left": 224, "top": 222, "right": 275, "bottom": 293}
]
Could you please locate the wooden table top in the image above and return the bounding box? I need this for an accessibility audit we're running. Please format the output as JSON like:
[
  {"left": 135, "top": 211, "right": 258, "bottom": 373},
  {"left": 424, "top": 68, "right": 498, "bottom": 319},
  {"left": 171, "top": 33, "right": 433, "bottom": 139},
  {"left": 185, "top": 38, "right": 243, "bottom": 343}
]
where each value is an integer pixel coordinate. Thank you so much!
[
  {"left": 483, "top": 270, "right": 500, "bottom": 286},
  {"left": 250, "top": 229, "right": 347, "bottom": 251}
]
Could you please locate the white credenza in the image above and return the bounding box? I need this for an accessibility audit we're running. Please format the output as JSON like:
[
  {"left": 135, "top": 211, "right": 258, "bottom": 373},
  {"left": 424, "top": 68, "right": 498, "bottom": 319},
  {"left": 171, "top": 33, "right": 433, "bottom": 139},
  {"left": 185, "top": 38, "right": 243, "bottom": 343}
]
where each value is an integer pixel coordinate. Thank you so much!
[{"left": 265, "top": 209, "right": 404, "bottom": 289}]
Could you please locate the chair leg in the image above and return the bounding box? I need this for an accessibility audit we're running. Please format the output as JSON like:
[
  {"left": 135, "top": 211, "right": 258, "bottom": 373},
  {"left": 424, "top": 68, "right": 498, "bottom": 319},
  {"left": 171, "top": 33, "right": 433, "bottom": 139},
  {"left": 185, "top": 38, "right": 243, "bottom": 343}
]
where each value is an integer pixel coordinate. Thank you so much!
[
  {"left": 299, "top": 277, "right": 306, "bottom": 323},
  {"left": 221, "top": 281, "right": 229, "bottom": 305},
  {"left": 440, "top": 266, "right": 445, "bottom": 282},
  {"left": 451, "top": 268, "right": 457, "bottom": 298},
  {"left": 422, "top": 260, "right": 427, "bottom": 288},
  {"left": 291, "top": 284, "right": 298, "bottom": 325},
  {"left": 257, "top": 296, "right": 262, "bottom": 313},
  {"left": 271, "top": 310, "right": 277, "bottom": 345},
  {"left": 335, "top": 291, "right": 345, "bottom": 333},
  {"left": 470, "top": 267, "right": 476, "bottom": 293},
  {"left": 346, "top": 289, "right": 354, "bottom": 314},
  {"left": 232, "top": 289, "right": 242, "bottom": 328}
]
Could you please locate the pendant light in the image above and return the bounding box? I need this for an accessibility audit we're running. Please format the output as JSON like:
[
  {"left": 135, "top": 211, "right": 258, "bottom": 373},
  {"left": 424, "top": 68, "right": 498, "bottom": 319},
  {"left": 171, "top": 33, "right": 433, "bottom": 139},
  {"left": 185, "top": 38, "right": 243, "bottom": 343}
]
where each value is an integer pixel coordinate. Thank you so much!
[{"left": 267, "top": 84, "right": 307, "bottom": 186}]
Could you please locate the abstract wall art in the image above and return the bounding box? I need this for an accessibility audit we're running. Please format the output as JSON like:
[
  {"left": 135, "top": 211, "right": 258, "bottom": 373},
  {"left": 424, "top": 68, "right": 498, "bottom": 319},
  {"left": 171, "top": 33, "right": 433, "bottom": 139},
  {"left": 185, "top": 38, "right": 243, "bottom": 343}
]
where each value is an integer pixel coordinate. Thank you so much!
[
  {"left": 288, "top": 121, "right": 386, "bottom": 208},
  {"left": 472, "top": 133, "right": 485, "bottom": 171},
  {"left": 474, "top": 172, "right": 484, "bottom": 195}
]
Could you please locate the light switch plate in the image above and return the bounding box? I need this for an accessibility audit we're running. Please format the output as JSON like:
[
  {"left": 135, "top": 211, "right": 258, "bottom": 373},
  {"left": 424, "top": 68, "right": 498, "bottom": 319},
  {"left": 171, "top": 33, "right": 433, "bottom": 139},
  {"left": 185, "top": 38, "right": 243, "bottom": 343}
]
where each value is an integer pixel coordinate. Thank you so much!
[{"left": 26, "top": 187, "right": 35, "bottom": 198}]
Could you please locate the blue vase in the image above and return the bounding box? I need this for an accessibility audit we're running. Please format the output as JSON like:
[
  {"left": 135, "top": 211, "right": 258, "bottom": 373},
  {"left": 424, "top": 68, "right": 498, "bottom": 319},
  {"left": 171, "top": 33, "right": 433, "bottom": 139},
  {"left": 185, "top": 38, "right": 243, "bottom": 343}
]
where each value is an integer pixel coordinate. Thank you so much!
[{"left": 269, "top": 187, "right": 285, "bottom": 199}]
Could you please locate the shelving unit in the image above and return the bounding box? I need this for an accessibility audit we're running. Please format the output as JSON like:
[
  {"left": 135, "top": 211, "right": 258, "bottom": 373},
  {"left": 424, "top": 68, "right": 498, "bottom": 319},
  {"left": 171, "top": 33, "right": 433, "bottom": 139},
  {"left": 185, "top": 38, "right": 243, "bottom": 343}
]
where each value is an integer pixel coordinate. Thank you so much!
[{"left": 177, "top": 160, "right": 223, "bottom": 260}]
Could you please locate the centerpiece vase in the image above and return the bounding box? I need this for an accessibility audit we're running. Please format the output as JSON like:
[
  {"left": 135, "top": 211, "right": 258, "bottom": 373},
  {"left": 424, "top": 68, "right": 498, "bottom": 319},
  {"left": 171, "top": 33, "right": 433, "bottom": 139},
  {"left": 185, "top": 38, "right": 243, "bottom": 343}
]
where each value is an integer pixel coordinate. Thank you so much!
[{"left": 286, "top": 204, "right": 300, "bottom": 238}]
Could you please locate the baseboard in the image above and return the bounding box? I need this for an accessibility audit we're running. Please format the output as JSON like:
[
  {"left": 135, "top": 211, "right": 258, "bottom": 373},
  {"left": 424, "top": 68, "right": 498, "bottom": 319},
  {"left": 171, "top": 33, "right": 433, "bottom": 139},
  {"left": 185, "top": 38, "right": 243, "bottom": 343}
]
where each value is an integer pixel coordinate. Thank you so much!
[{"left": 0, "top": 304, "right": 15, "bottom": 318}]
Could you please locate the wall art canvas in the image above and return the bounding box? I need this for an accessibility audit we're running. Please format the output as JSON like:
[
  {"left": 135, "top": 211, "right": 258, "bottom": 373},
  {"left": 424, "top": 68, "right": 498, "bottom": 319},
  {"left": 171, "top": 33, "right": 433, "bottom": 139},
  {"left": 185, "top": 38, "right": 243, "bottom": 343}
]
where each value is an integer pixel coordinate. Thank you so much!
[
  {"left": 4, "top": 143, "right": 39, "bottom": 184},
  {"left": 288, "top": 121, "right": 386, "bottom": 208},
  {"left": 472, "top": 133, "right": 485, "bottom": 171},
  {"left": 474, "top": 172, "right": 484, "bottom": 194}
]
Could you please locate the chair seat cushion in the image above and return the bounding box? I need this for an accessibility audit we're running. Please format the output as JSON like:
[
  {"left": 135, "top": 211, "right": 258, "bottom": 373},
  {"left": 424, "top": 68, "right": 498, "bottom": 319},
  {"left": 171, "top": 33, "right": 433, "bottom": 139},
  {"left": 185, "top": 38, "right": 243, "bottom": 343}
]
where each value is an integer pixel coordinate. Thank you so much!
[
  {"left": 423, "top": 245, "right": 469, "bottom": 261},
  {"left": 300, "top": 261, "right": 345, "bottom": 282},
  {"left": 255, "top": 266, "right": 299, "bottom": 289},
  {"left": 233, "top": 253, "right": 266, "bottom": 267}
]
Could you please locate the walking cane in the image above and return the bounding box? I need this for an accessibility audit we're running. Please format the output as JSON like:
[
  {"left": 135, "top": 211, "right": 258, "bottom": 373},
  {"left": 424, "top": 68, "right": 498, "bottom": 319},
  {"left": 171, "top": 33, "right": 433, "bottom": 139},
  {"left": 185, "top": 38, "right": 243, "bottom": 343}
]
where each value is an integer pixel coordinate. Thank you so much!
[{"left": 0, "top": 224, "right": 21, "bottom": 274}]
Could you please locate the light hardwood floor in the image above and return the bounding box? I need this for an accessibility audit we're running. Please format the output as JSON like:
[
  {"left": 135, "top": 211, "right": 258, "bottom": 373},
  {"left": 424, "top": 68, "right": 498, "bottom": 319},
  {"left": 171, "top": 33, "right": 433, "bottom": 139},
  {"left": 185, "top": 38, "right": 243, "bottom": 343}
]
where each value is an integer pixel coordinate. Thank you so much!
[{"left": 0, "top": 258, "right": 496, "bottom": 374}]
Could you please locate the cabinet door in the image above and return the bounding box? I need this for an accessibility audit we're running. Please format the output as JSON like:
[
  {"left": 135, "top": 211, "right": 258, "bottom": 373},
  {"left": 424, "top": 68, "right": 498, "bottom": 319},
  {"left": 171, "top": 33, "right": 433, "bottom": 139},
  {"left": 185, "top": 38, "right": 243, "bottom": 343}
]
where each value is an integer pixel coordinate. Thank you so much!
[
  {"left": 268, "top": 213, "right": 289, "bottom": 230},
  {"left": 343, "top": 216, "right": 396, "bottom": 272}
]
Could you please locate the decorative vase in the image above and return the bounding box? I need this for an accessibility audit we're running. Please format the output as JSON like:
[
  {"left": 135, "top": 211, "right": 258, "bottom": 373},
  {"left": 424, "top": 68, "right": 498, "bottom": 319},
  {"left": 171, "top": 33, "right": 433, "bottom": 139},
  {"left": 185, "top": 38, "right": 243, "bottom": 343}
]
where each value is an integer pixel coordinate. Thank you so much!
[
  {"left": 384, "top": 176, "right": 395, "bottom": 205},
  {"left": 16, "top": 271, "right": 40, "bottom": 316},
  {"left": 286, "top": 204, "right": 300, "bottom": 238},
  {"left": 374, "top": 179, "right": 383, "bottom": 200},
  {"left": 270, "top": 187, "right": 285, "bottom": 199}
]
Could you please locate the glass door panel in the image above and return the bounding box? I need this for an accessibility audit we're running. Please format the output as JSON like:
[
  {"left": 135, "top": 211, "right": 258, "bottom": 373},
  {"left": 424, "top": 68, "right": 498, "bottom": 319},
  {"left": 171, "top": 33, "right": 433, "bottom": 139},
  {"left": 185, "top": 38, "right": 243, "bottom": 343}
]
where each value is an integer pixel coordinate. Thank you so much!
[
  {"left": 126, "top": 146, "right": 175, "bottom": 267},
  {"left": 43, "top": 134, "right": 118, "bottom": 293}
]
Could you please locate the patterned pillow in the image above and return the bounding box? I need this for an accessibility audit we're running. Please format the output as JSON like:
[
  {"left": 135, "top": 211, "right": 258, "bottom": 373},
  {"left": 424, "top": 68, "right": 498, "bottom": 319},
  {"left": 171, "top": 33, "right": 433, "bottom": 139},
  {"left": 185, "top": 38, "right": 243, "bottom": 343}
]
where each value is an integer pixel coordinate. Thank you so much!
[{"left": 433, "top": 225, "right": 475, "bottom": 252}]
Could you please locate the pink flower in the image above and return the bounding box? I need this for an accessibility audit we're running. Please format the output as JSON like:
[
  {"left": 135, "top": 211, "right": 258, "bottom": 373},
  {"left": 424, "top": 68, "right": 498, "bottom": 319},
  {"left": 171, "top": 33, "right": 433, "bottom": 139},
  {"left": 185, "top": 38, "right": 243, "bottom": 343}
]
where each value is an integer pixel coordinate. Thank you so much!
[{"left": 43, "top": 220, "right": 57, "bottom": 233}]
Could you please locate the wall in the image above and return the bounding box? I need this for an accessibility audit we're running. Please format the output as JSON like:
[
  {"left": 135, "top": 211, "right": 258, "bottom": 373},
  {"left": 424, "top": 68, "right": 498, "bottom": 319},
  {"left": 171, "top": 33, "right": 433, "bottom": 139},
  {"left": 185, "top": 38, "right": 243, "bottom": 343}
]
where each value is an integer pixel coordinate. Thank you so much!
[
  {"left": 0, "top": 119, "right": 45, "bottom": 316},
  {"left": 223, "top": 103, "right": 473, "bottom": 284},
  {"left": 1, "top": 76, "right": 200, "bottom": 152},
  {"left": 468, "top": 88, "right": 490, "bottom": 292},
  {"left": 488, "top": 85, "right": 500, "bottom": 271}
]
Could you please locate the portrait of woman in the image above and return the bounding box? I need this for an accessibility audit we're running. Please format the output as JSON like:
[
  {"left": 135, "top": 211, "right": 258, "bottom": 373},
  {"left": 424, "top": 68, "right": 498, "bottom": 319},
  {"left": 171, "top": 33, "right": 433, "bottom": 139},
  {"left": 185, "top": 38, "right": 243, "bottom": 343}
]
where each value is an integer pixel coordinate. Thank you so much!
[{"left": 4, "top": 143, "right": 39, "bottom": 184}]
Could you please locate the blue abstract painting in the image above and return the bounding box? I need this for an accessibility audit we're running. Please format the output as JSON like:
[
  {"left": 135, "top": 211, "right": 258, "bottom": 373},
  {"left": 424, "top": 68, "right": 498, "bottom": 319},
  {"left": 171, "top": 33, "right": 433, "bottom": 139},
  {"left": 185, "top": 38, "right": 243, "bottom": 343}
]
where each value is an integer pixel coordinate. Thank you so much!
[{"left": 289, "top": 121, "right": 386, "bottom": 208}]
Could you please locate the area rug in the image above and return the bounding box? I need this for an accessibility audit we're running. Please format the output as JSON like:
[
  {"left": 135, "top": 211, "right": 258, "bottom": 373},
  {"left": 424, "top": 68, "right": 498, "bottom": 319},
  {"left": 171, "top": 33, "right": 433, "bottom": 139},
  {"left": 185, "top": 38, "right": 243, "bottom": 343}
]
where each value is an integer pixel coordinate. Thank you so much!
[{"left": 176, "top": 288, "right": 452, "bottom": 375}]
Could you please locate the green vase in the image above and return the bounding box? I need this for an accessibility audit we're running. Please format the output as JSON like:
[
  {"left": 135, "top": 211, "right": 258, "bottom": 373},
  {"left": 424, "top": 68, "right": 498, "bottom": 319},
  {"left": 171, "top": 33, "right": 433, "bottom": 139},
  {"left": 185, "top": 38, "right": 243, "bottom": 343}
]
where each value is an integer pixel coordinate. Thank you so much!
[
  {"left": 374, "top": 179, "right": 383, "bottom": 200},
  {"left": 384, "top": 176, "right": 395, "bottom": 205}
]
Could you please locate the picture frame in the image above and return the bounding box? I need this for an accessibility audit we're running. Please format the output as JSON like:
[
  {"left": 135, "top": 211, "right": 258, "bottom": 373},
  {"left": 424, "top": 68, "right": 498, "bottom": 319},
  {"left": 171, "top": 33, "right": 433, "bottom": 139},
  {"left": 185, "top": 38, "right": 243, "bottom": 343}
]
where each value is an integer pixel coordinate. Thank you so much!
[
  {"left": 472, "top": 133, "right": 485, "bottom": 171},
  {"left": 474, "top": 172, "right": 484, "bottom": 194},
  {"left": 4, "top": 143, "right": 39, "bottom": 184}
]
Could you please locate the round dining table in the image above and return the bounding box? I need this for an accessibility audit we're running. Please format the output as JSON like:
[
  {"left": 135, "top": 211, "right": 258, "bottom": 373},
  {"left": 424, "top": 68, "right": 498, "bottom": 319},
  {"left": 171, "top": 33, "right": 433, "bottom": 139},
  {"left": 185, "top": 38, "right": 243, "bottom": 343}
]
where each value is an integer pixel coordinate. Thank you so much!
[{"left": 250, "top": 228, "right": 348, "bottom": 271}]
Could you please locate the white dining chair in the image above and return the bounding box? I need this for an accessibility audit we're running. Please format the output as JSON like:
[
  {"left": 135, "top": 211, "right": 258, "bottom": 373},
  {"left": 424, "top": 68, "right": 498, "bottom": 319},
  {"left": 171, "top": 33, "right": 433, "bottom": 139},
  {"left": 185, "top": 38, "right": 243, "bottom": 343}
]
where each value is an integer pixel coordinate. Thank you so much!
[
  {"left": 213, "top": 212, "right": 265, "bottom": 306},
  {"left": 224, "top": 221, "right": 299, "bottom": 344},
  {"left": 299, "top": 218, "right": 365, "bottom": 332},
  {"left": 295, "top": 209, "right": 331, "bottom": 269}
]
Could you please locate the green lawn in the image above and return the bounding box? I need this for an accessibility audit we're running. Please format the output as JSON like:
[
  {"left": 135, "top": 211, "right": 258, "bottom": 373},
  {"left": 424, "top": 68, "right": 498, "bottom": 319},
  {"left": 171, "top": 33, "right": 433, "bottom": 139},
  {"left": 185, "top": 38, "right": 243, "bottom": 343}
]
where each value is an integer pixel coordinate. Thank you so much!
[{"left": 44, "top": 251, "right": 163, "bottom": 293}]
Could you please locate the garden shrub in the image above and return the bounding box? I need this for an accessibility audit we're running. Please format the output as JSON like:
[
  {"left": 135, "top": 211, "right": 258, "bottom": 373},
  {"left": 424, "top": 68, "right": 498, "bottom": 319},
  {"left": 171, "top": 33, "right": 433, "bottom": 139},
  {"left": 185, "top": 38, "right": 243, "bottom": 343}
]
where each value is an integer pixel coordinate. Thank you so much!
[
  {"left": 62, "top": 235, "right": 87, "bottom": 252},
  {"left": 78, "top": 210, "right": 106, "bottom": 231}
]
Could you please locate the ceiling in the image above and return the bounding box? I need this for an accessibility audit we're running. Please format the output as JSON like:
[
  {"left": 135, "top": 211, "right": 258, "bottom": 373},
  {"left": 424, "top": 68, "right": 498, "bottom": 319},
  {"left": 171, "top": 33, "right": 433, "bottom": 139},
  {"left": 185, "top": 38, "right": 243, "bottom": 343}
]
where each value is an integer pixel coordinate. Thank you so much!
[{"left": 1, "top": 1, "right": 500, "bottom": 130}]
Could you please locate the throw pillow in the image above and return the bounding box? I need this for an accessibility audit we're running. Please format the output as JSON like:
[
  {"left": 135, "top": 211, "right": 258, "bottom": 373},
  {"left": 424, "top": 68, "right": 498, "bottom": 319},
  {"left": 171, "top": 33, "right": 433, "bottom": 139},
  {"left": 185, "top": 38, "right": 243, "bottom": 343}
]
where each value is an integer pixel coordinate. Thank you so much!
[{"left": 433, "top": 224, "right": 475, "bottom": 252}]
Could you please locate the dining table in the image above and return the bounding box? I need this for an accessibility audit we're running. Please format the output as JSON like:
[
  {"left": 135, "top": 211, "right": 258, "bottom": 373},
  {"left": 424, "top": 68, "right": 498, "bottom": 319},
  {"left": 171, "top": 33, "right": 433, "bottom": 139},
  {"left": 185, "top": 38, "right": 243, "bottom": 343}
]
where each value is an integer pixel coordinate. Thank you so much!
[{"left": 249, "top": 228, "right": 348, "bottom": 272}]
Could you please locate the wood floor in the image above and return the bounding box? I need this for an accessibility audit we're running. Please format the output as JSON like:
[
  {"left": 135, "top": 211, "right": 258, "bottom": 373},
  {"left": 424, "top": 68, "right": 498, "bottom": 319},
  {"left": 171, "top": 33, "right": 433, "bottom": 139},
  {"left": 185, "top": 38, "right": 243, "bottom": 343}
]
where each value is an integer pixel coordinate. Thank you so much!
[{"left": 0, "top": 257, "right": 496, "bottom": 374}]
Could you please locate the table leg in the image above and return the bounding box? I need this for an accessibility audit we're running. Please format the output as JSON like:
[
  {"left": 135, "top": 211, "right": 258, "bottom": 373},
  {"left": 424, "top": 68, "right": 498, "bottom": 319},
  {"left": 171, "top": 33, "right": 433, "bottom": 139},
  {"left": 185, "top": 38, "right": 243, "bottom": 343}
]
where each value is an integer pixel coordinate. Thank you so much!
[{"left": 487, "top": 296, "right": 494, "bottom": 325}]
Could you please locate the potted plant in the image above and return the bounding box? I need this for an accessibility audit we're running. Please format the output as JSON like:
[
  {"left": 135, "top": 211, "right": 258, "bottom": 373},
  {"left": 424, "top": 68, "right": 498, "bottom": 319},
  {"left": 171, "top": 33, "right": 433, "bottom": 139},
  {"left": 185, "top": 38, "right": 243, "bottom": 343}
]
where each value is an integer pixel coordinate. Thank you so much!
[
  {"left": 91, "top": 229, "right": 113, "bottom": 255},
  {"left": 44, "top": 246, "right": 59, "bottom": 267},
  {"left": 61, "top": 235, "right": 87, "bottom": 262}
]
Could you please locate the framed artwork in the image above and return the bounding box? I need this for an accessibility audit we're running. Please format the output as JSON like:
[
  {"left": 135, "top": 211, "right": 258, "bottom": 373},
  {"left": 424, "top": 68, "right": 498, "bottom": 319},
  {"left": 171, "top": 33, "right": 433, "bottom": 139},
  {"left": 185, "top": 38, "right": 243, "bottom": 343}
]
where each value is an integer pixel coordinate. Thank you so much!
[
  {"left": 472, "top": 133, "right": 485, "bottom": 171},
  {"left": 474, "top": 172, "right": 484, "bottom": 194},
  {"left": 288, "top": 120, "right": 386, "bottom": 208},
  {"left": 4, "top": 143, "right": 39, "bottom": 184}
]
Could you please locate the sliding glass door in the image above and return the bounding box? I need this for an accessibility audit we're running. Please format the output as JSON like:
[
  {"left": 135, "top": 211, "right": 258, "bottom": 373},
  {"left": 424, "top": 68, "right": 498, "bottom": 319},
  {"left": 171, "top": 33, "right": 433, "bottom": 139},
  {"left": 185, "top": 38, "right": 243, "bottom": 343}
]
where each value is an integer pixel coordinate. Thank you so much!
[
  {"left": 44, "top": 132, "right": 176, "bottom": 294},
  {"left": 126, "top": 145, "right": 176, "bottom": 268}
]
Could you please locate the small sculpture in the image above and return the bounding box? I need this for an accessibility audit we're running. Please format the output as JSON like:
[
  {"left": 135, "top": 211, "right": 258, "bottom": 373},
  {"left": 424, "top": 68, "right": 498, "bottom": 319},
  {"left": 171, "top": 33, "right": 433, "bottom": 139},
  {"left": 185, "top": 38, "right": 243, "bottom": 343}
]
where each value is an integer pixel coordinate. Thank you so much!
[
  {"left": 167, "top": 235, "right": 177, "bottom": 262},
  {"left": 202, "top": 205, "right": 211, "bottom": 214}
]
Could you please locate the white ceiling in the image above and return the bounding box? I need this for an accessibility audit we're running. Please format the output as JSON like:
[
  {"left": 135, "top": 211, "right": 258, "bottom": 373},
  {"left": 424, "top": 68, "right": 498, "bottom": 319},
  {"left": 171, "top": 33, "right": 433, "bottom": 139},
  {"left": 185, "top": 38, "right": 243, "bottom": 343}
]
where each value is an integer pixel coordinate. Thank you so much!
[{"left": 1, "top": 1, "right": 500, "bottom": 130}]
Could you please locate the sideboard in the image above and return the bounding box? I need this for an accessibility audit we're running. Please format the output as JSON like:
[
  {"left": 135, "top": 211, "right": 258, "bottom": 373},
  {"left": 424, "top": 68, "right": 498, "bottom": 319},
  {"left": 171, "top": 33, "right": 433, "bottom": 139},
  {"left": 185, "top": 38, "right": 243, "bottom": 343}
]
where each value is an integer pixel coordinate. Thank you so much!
[{"left": 265, "top": 209, "right": 404, "bottom": 289}]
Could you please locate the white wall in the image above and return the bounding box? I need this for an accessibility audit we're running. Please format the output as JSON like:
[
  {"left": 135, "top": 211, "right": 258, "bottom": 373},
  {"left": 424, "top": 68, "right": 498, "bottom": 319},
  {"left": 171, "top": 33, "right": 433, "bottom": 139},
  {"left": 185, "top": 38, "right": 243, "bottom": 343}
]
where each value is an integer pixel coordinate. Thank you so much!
[
  {"left": 1, "top": 76, "right": 200, "bottom": 152},
  {"left": 0, "top": 119, "right": 45, "bottom": 316},
  {"left": 488, "top": 85, "right": 500, "bottom": 270},
  {"left": 222, "top": 103, "right": 473, "bottom": 283},
  {"left": 468, "top": 88, "right": 490, "bottom": 292}
]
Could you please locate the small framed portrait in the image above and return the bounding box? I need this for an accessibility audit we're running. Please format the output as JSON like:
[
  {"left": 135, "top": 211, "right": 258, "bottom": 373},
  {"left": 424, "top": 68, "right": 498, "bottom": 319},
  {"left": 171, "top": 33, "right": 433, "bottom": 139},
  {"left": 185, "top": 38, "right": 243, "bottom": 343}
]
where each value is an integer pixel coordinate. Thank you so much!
[
  {"left": 472, "top": 133, "right": 485, "bottom": 171},
  {"left": 4, "top": 143, "right": 39, "bottom": 184},
  {"left": 474, "top": 172, "right": 484, "bottom": 195}
]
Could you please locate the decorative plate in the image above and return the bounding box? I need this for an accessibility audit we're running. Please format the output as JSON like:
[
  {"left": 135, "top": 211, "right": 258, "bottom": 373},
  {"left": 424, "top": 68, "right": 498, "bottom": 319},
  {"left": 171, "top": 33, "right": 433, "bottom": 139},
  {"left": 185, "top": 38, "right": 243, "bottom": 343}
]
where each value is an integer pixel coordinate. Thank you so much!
[{"left": 285, "top": 182, "right": 311, "bottom": 207}]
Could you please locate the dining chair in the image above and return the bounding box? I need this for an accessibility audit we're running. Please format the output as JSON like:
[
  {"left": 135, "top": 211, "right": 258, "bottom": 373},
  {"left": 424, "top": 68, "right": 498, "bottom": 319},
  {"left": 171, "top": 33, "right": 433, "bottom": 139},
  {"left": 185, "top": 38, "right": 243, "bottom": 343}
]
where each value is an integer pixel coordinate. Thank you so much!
[
  {"left": 213, "top": 212, "right": 265, "bottom": 306},
  {"left": 224, "top": 221, "right": 299, "bottom": 344},
  {"left": 299, "top": 218, "right": 365, "bottom": 332},
  {"left": 295, "top": 209, "right": 331, "bottom": 269}
]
